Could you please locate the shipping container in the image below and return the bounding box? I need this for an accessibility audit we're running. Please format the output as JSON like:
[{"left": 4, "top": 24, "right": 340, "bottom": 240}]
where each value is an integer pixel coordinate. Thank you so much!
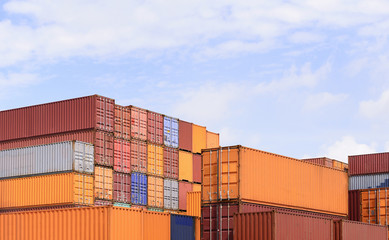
[
  {"left": 0, "top": 141, "right": 94, "bottom": 178},
  {"left": 360, "top": 187, "right": 389, "bottom": 225},
  {"left": 114, "top": 104, "right": 131, "bottom": 139},
  {"left": 95, "top": 199, "right": 113, "bottom": 206},
  {"left": 302, "top": 157, "right": 333, "bottom": 168},
  {"left": 193, "top": 183, "right": 201, "bottom": 192},
  {"left": 179, "top": 120, "right": 192, "bottom": 152},
  {"left": 164, "top": 179, "right": 179, "bottom": 210},
  {"left": 147, "top": 143, "right": 164, "bottom": 176},
  {"left": 0, "top": 204, "right": 83, "bottom": 214},
  {"left": 202, "top": 201, "right": 345, "bottom": 240},
  {"left": 333, "top": 160, "right": 343, "bottom": 170},
  {"left": 164, "top": 116, "right": 179, "bottom": 148},
  {"left": 348, "top": 190, "right": 361, "bottom": 221},
  {"left": 233, "top": 211, "right": 333, "bottom": 240},
  {"left": 0, "top": 95, "right": 114, "bottom": 142},
  {"left": 113, "top": 172, "right": 131, "bottom": 203},
  {"left": 334, "top": 220, "right": 387, "bottom": 240},
  {"left": 113, "top": 202, "right": 131, "bottom": 208},
  {"left": 0, "top": 206, "right": 171, "bottom": 240},
  {"left": 171, "top": 214, "right": 195, "bottom": 240},
  {"left": 202, "top": 146, "right": 348, "bottom": 216},
  {"left": 0, "top": 129, "right": 114, "bottom": 167},
  {"left": 130, "top": 106, "right": 147, "bottom": 141},
  {"left": 179, "top": 181, "right": 193, "bottom": 211},
  {"left": 147, "top": 111, "right": 163, "bottom": 145},
  {"left": 193, "top": 153, "right": 201, "bottom": 183},
  {"left": 192, "top": 124, "right": 206, "bottom": 154},
  {"left": 187, "top": 191, "right": 201, "bottom": 217},
  {"left": 148, "top": 207, "right": 164, "bottom": 212},
  {"left": 113, "top": 138, "right": 131, "bottom": 173},
  {"left": 179, "top": 150, "right": 193, "bottom": 182},
  {"left": 349, "top": 152, "right": 389, "bottom": 176},
  {"left": 164, "top": 147, "right": 179, "bottom": 179},
  {"left": 349, "top": 173, "right": 389, "bottom": 190},
  {"left": 0, "top": 172, "right": 93, "bottom": 209},
  {"left": 131, "top": 172, "right": 147, "bottom": 205},
  {"left": 206, "top": 130, "right": 219, "bottom": 149},
  {"left": 130, "top": 139, "right": 147, "bottom": 173},
  {"left": 148, "top": 175, "right": 164, "bottom": 208},
  {"left": 95, "top": 166, "right": 113, "bottom": 200},
  {"left": 195, "top": 217, "right": 200, "bottom": 240}
]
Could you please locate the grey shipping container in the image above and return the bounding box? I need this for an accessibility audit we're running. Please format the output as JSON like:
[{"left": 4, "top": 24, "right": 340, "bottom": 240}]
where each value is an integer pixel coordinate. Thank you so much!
[
  {"left": 349, "top": 173, "right": 389, "bottom": 190},
  {"left": 164, "top": 179, "right": 179, "bottom": 210},
  {"left": 0, "top": 141, "right": 94, "bottom": 178}
]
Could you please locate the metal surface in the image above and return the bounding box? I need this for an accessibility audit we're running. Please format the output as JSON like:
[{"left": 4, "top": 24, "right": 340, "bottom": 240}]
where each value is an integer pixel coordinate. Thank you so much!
[
  {"left": 0, "top": 141, "right": 94, "bottom": 178},
  {"left": 192, "top": 124, "right": 206, "bottom": 154},
  {"left": 206, "top": 130, "right": 219, "bottom": 149},
  {"left": 349, "top": 152, "right": 389, "bottom": 176},
  {"left": 113, "top": 172, "right": 131, "bottom": 203},
  {"left": 187, "top": 191, "right": 201, "bottom": 217},
  {"left": 193, "top": 153, "right": 201, "bottom": 183},
  {"left": 114, "top": 138, "right": 131, "bottom": 173},
  {"left": 179, "top": 181, "right": 193, "bottom": 211},
  {"left": 95, "top": 166, "right": 113, "bottom": 200},
  {"left": 148, "top": 175, "right": 164, "bottom": 208},
  {"left": 131, "top": 172, "right": 147, "bottom": 205},
  {"left": 94, "top": 199, "right": 113, "bottom": 206},
  {"left": 179, "top": 120, "right": 192, "bottom": 152},
  {"left": 302, "top": 157, "right": 334, "bottom": 168},
  {"left": 163, "top": 147, "right": 178, "bottom": 179},
  {"left": 147, "top": 111, "right": 163, "bottom": 145},
  {"left": 129, "top": 106, "right": 147, "bottom": 141},
  {"left": 164, "top": 179, "right": 179, "bottom": 210},
  {"left": 171, "top": 214, "right": 195, "bottom": 240},
  {"left": 179, "top": 150, "right": 193, "bottom": 182},
  {"left": 348, "top": 190, "right": 361, "bottom": 221},
  {"left": 360, "top": 187, "right": 389, "bottom": 225},
  {"left": 349, "top": 173, "right": 389, "bottom": 190},
  {"left": 114, "top": 104, "right": 131, "bottom": 139},
  {"left": 334, "top": 220, "right": 388, "bottom": 240},
  {"left": 147, "top": 143, "right": 164, "bottom": 176},
  {"left": 164, "top": 116, "right": 179, "bottom": 148},
  {"left": 130, "top": 139, "right": 147, "bottom": 173}
]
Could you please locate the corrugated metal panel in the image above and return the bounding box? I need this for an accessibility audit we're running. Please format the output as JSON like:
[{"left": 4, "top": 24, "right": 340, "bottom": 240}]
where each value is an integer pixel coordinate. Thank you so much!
[
  {"left": 131, "top": 172, "right": 147, "bottom": 205},
  {"left": 164, "top": 147, "right": 178, "bottom": 179},
  {"left": 302, "top": 157, "right": 333, "bottom": 168},
  {"left": 171, "top": 214, "right": 195, "bottom": 240},
  {"left": 95, "top": 130, "right": 114, "bottom": 166},
  {"left": 202, "top": 146, "right": 348, "bottom": 216},
  {"left": 0, "top": 204, "right": 83, "bottom": 213},
  {"left": 179, "top": 181, "right": 193, "bottom": 211},
  {"left": 143, "top": 209, "right": 171, "bottom": 240},
  {"left": 113, "top": 202, "right": 131, "bottom": 208},
  {"left": 130, "top": 106, "right": 147, "bottom": 141},
  {"left": 148, "top": 175, "right": 164, "bottom": 208},
  {"left": 113, "top": 172, "right": 131, "bottom": 203},
  {"left": 94, "top": 199, "right": 113, "bottom": 206},
  {"left": 334, "top": 220, "right": 388, "bottom": 240},
  {"left": 349, "top": 152, "right": 389, "bottom": 176},
  {"left": 348, "top": 190, "right": 361, "bottom": 221},
  {"left": 349, "top": 173, "right": 389, "bottom": 190},
  {"left": 206, "top": 130, "right": 219, "bottom": 149},
  {"left": 130, "top": 139, "right": 147, "bottom": 173},
  {"left": 187, "top": 191, "right": 201, "bottom": 217},
  {"left": 179, "top": 120, "right": 192, "bottom": 152},
  {"left": 193, "top": 183, "right": 201, "bottom": 192},
  {"left": 114, "top": 138, "right": 131, "bottom": 173},
  {"left": 0, "top": 172, "right": 93, "bottom": 209},
  {"left": 192, "top": 124, "right": 206, "bottom": 154},
  {"left": 0, "top": 95, "right": 114, "bottom": 142},
  {"left": 179, "top": 150, "right": 193, "bottom": 182},
  {"left": 147, "top": 143, "right": 164, "bottom": 176},
  {"left": 192, "top": 153, "right": 201, "bottom": 183},
  {"left": 360, "top": 188, "right": 389, "bottom": 225},
  {"left": 147, "top": 111, "right": 163, "bottom": 145},
  {"left": 114, "top": 104, "right": 131, "bottom": 139},
  {"left": 164, "top": 179, "right": 179, "bottom": 210},
  {"left": 0, "top": 141, "right": 94, "bottom": 178},
  {"left": 95, "top": 166, "right": 113, "bottom": 200},
  {"left": 164, "top": 116, "right": 179, "bottom": 148}
]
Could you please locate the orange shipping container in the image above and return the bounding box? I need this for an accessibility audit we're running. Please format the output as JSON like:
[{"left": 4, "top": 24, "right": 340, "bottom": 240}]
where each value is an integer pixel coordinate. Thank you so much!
[
  {"left": 333, "top": 160, "right": 343, "bottom": 170},
  {"left": 195, "top": 217, "right": 200, "bottom": 240},
  {"left": 0, "top": 172, "right": 93, "bottom": 209},
  {"left": 95, "top": 166, "right": 113, "bottom": 200},
  {"left": 0, "top": 206, "right": 170, "bottom": 240},
  {"left": 148, "top": 176, "right": 164, "bottom": 208},
  {"left": 361, "top": 188, "right": 389, "bottom": 225},
  {"left": 193, "top": 183, "right": 201, "bottom": 192},
  {"left": 192, "top": 124, "right": 206, "bottom": 154},
  {"left": 179, "top": 150, "right": 193, "bottom": 182},
  {"left": 147, "top": 144, "right": 164, "bottom": 176},
  {"left": 206, "top": 130, "right": 219, "bottom": 149},
  {"left": 187, "top": 191, "right": 201, "bottom": 217},
  {"left": 202, "top": 145, "right": 348, "bottom": 216}
]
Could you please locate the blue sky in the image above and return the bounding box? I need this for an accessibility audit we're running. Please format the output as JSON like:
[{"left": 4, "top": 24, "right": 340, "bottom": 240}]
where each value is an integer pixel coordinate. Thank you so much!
[{"left": 1, "top": 0, "right": 389, "bottom": 162}]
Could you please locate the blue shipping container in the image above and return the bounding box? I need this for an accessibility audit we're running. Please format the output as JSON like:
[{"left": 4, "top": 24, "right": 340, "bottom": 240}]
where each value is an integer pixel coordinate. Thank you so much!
[
  {"left": 164, "top": 116, "right": 179, "bottom": 148},
  {"left": 171, "top": 215, "right": 195, "bottom": 240},
  {"left": 131, "top": 172, "right": 147, "bottom": 205}
]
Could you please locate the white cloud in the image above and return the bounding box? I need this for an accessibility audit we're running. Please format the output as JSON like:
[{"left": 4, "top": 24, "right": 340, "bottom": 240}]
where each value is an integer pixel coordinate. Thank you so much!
[
  {"left": 360, "top": 90, "right": 389, "bottom": 120},
  {"left": 303, "top": 92, "right": 348, "bottom": 111},
  {"left": 0, "top": 72, "right": 40, "bottom": 87},
  {"left": 289, "top": 32, "right": 325, "bottom": 44}
]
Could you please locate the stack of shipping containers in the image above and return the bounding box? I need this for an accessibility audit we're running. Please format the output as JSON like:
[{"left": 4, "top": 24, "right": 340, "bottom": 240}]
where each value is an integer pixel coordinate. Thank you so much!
[{"left": 302, "top": 157, "right": 349, "bottom": 172}]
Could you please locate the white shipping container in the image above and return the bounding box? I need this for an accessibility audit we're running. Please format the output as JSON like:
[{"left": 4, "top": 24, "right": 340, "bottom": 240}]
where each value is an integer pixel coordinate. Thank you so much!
[
  {"left": 0, "top": 141, "right": 94, "bottom": 178},
  {"left": 164, "top": 179, "right": 178, "bottom": 210},
  {"left": 349, "top": 173, "right": 389, "bottom": 190}
]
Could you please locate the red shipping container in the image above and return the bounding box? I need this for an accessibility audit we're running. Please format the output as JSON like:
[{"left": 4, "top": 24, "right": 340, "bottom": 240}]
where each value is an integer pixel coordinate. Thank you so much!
[
  {"left": 193, "top": 154, "right": 201, "bottom": 183},
  {"left": 164, "top": 147, "right": 179, "bottom": 179},
  {"left": 349, "top": 152, "right": 389, "bottom": 176},
  {"left": 129, "top": 106, "right": 147, "bottom": 141},
  {"left": 348, "top": 190, "right": 361, "bottom": 221},
  {"left": 114, "top": 105, "right": 131, "bottom": 140},
  {"left": 233, "top": 211, "right": 333, "bottom": 240},
  {"left": 179, "top": 181, "right": 193, "bottom": 211},
  {"left": 179, "top": 120, "right": 192, "bottom": 152},
  {"left": 302, "top": 157, "right": 333, "bottom": 168},
  {"left": 114, "top": 138, "right": 131, "bottom": 173},
  {"left": 131, "top": 139, "right": 147, "bottom": 173},
  {"left": 334, "top": 220, "right": 387, "bottom": 240},
  {"left": 202, "top": 202, "right": 345, "bottom": 240},
  {"left": 113, "top": 172, "right": 131, "bottom": 203},
  {"left": 147, "top": 111, "right": 163, "bottom": 145},
  {"left": 94, "top": 200, "right": 113, "bottom": 206},
  {"left": 0, "top": 95, "right": 114, "bottom": 142},
  {"left": 0, "top": 129, "right": 113, "bottom": 166}
]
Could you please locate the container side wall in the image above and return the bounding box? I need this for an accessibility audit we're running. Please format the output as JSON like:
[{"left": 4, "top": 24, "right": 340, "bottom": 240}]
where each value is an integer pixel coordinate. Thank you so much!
[
  {"left": 349, "top": 173, "right": 389, "bottom": 190},
  {"left": 192, "top": 124, "right": 206, "bottom": 154},
  {"left": 171, "top": 215, "right": 195, "bottom": 240},
  {"left": 179, "top": 120, "right": 192, "bottom": 152},
  {"left": 349, "top": 153, "right": 389, "bottom": 176},
  {"left": 187, "top": 192, "right": 201, "bottom": 217},
  {"left": 336, "top": 220, "right": 388, "bottom": 240},
  {"left": 179, "top": 150, "right": 193, "bottom": 182},
  {"left": 206, "top": 131, "right": 219, "bottom": 149},
  {"left": 179, "top": 181, "right": 193, "bottom": 210},
  {"left": 348, "top": 190, "right": 361, "bottom": 221}
]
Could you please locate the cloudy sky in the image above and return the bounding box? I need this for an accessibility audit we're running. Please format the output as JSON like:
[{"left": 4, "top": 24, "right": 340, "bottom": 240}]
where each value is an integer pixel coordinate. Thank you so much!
[{"left": 1, "top": 0, "right": 389, "bottom": 162}]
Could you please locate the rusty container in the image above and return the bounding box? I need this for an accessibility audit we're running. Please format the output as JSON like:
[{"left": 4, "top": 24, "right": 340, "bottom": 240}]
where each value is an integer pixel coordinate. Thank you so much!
[
  {"left": 179, "top": 150, "right": 193, "bottom": 182},
  {"left": 114, "top": 104, "right": 131, "bottom": 139},
  {"left": 360, "top": 187, "right": 389, "bottom": 225},
  {"left": 95, "top": 166, "right": 113, "bottom": 200},
  {"left": 334, "top": 220, "right": 387, "bottom": 240},
  {"left": 114, "top": 138, "right": 131, "bottom": 173},
  {"left": 187, "top": 191, "right": 201, "bottom": 217},
  {"left": 202, "top": 145, "right": 348, "bottom": 216},
  {"left": 0, "top": 172, "right": 93, "bottom": 209},
  {"left": 164, "top": 147, "right": 179, "bottom": 179},
  {"left": 302, "top": 157, "right": 334, "bottom": 168},
  {"left": 349, "top": 152, "right": 389, "bottom": 176},
  {"left": 147, "top": 111, "right": 163, "bottom": 145},
  {"left": 148, "top": 175, "right": 164, "bottom": 208},
  {"left": 348, "top": 190, "right": 361, "bottom": 221},
  {"left": 192, "top": 124, "right": 206, "bottom": 154},
  {"left": 193, "top": 153, "right": 201, "bottom": 183},
  {"left": 147, "top": 143, "right": 164, "bottom": 176},
  {"left": 95, "top": 199, "right": 113, "bottom": 206},
  {"left": 129, "top": 106, "right": 147, "bottom": 141},
  {"left": 113, "top": 172, "right": 131, "bottom": 204},
  {"left": 179, "top": 181, "right": 193, "bottom": 211},
  {"left": 179, "top": 120, "right": 192, "bottom": 152},
  {"left": 206, "top": 130, "right": 219, "bottom": 148},
  {"left": 130, "top": 139, "right": 147, "bottom": 173}
]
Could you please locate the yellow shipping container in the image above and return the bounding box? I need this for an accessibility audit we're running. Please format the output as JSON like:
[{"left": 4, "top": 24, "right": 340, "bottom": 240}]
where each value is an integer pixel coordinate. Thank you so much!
[
  {"left": 148, "top": 176, "right": 164, "bottom": 208},
  {"left": 202, "top": 145, "right": 348, "bottom": 216},
  {"left": 192, "top": 124, "right": 206, "bottom": 154},
  {"left": 206, "top": 130, "right": 219, "bottom": 148},
  {"left": 0, "top": 206, "right": 170, "bottom": 240},
  {"left": 147, "top": 144, "right": 164, "bottom": 176},
  {"left": 0, "top": 172, "right": 93, "bottom": 209},
  {"left": 192, "top": 183, "right": 201, "bottom": 192},
  {"left": 187, "top": 191, "right": 201, "bottom": 217},
  {"left": 95, "top": 166, "right": 113, "bottom": 200},
  {"left": 179, "top": 150, "right": 193, "bottom": 182}
]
